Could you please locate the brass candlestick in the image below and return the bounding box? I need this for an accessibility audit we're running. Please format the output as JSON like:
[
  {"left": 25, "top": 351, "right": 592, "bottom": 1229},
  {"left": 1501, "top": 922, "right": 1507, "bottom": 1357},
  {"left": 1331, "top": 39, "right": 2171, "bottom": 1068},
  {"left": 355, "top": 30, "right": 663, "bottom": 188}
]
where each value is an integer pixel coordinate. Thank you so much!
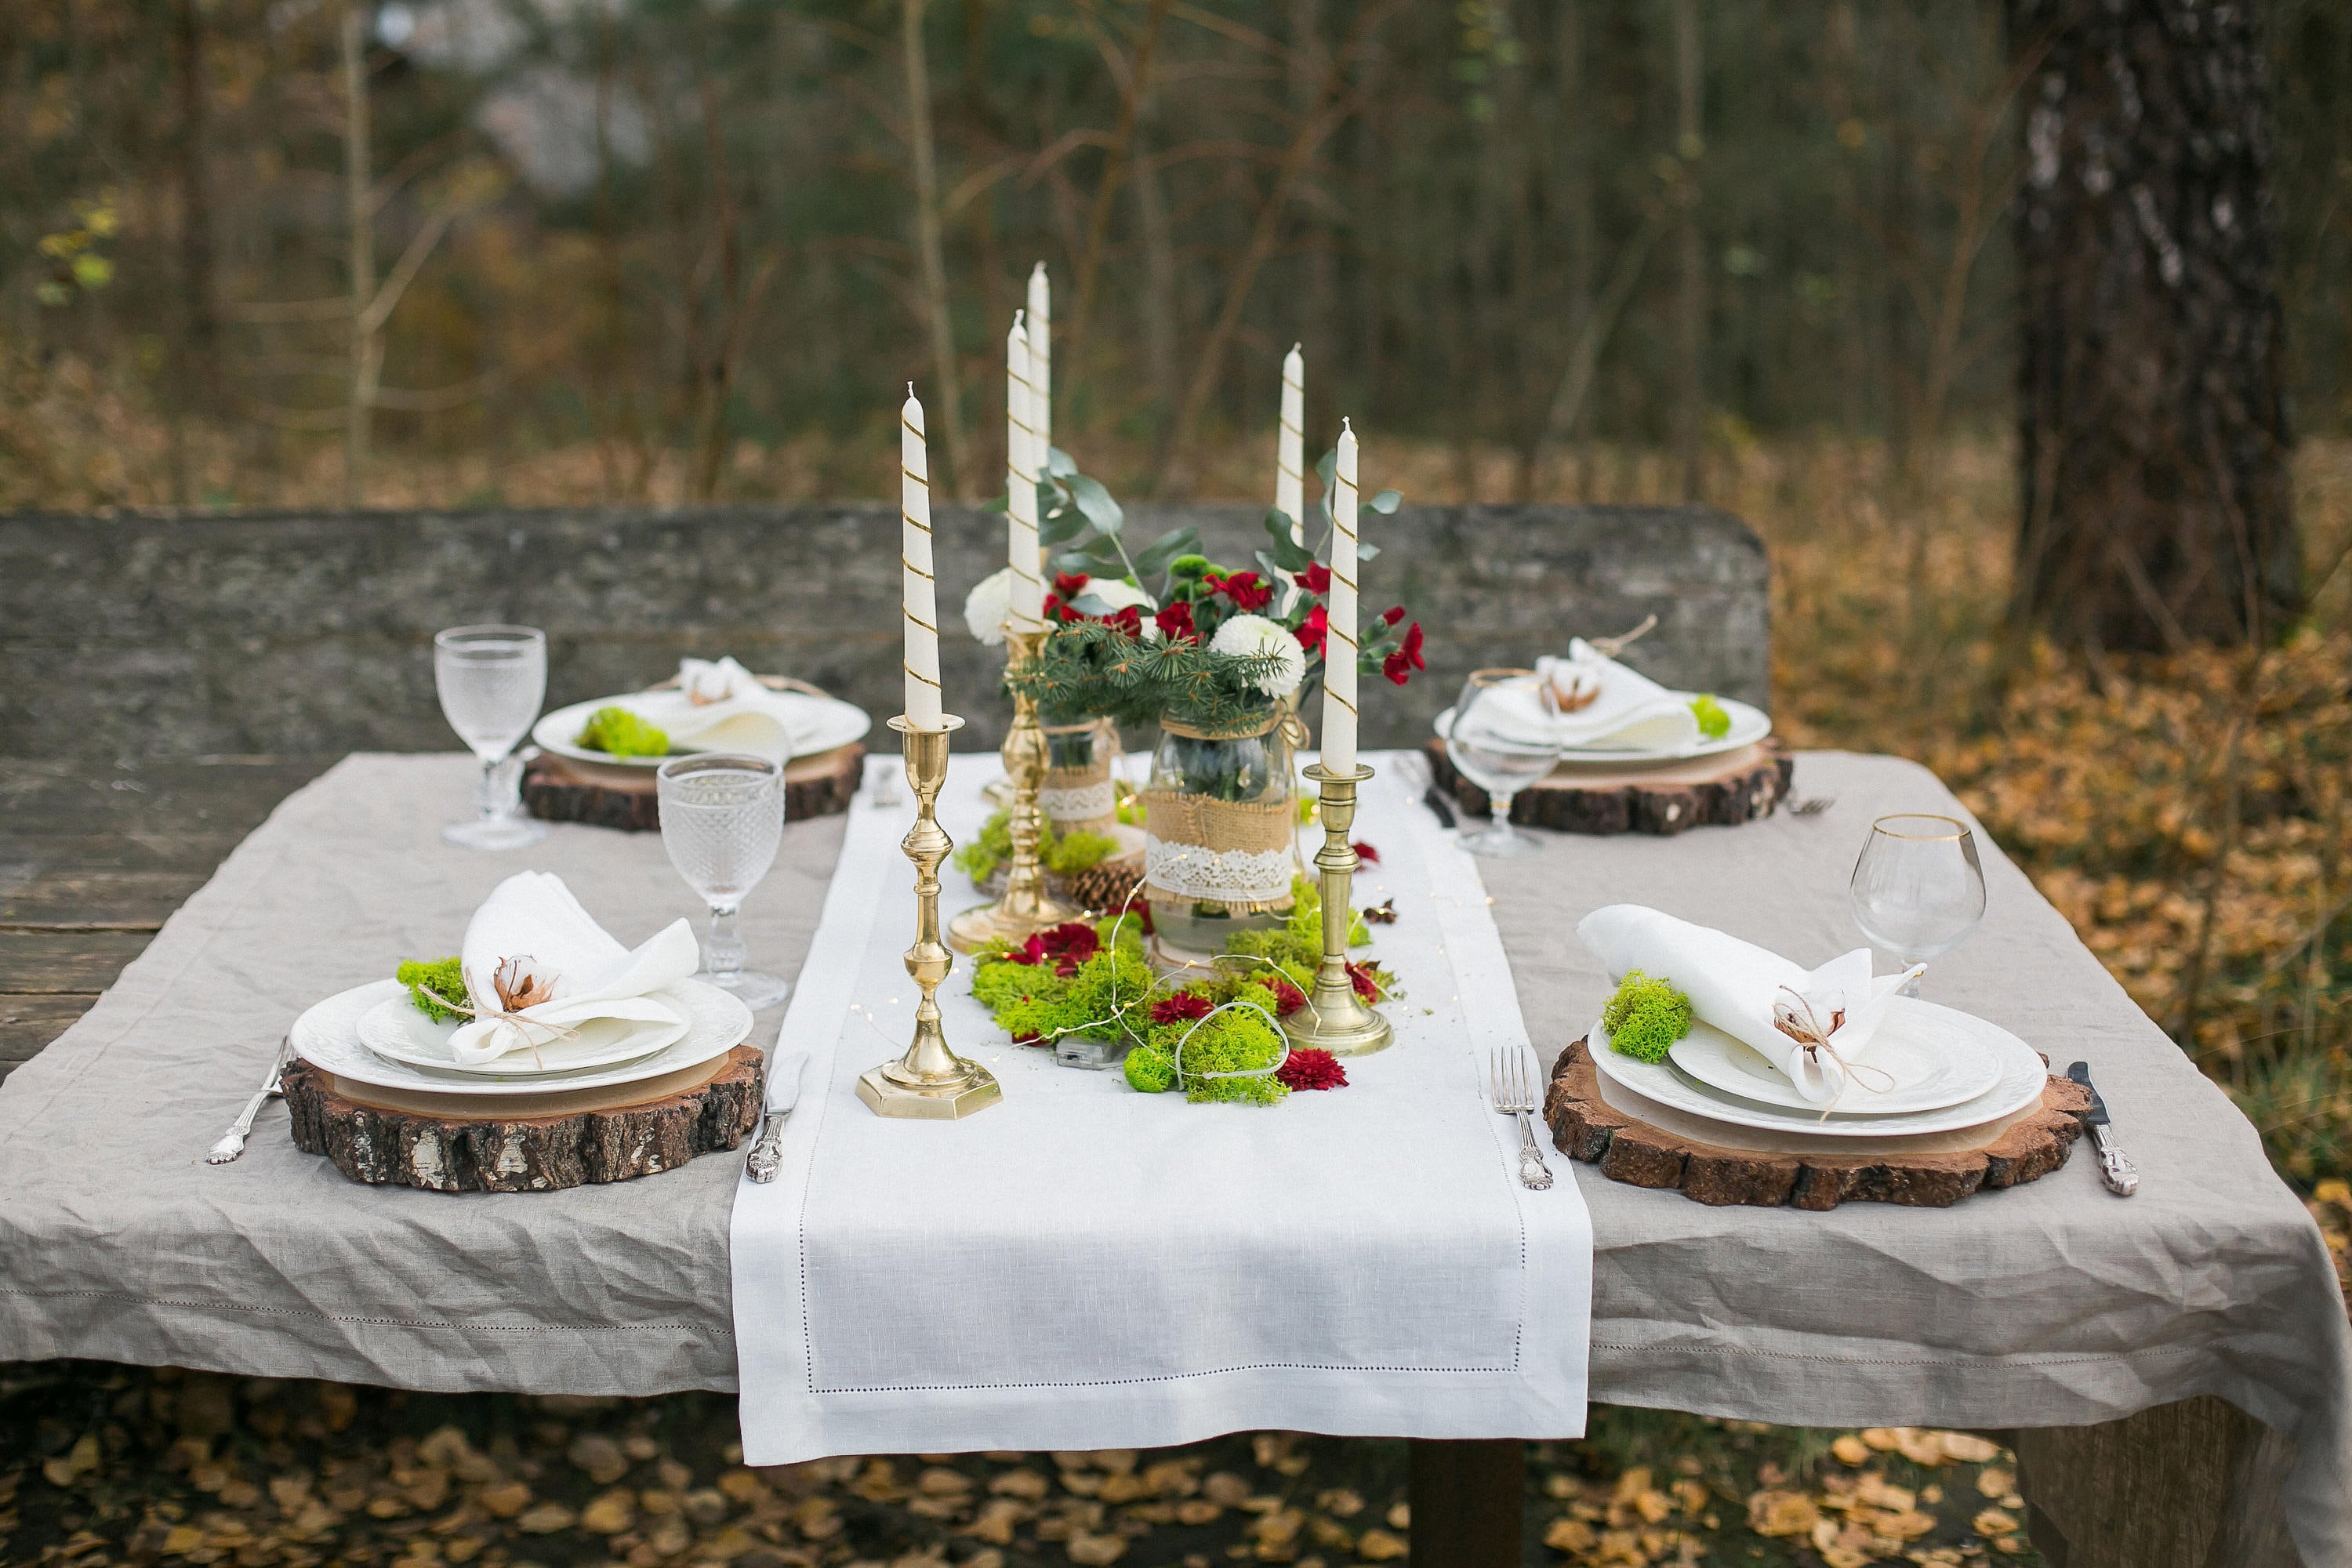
[
  {"left": 1280, "top": 761, "right": 1392, "bottom": 1057},
  {"left": 858, "top": 714, "right": 1003, "bottom": 1120},
  {"left": 948, "top": 626, "right": 1076, "bottom": 952}
]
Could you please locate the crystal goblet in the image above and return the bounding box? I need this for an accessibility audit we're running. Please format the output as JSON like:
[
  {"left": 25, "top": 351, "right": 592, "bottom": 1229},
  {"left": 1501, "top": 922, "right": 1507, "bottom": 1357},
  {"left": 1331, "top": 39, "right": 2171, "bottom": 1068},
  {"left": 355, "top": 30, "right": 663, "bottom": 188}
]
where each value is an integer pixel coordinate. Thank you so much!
[
  {"left": 434, "top": 624, "right": 549, "bottom": 851},
  {"left": 657, "top": 753, "right": 792, "bottom": 1009},
  {"left": 1444, "top": 668, "right": 1561, "bottom": 858}
]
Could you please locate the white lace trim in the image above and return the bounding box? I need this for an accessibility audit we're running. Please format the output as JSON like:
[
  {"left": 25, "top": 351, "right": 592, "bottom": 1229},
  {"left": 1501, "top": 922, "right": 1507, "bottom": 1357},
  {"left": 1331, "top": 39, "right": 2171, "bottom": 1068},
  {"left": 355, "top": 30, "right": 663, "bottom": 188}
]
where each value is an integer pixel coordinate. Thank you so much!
[
  {"left": 1145, "top": 837, "right": 1293, "bottom": 902},
  {"left": 1040, "top": 781, "right": 1116, "bottom": 823}
]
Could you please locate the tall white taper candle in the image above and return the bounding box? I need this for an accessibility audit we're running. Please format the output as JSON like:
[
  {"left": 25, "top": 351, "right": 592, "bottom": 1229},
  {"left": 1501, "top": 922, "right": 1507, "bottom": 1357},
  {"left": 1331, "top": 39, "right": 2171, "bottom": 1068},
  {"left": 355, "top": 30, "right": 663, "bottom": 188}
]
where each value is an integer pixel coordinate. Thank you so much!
[
  {"left": 1278, "top": 344, "right": 1305, "bottom": 543},
  {"left": 901, "top": 386, "right": 945, "bottom": 730},
  {"left": 1028, "top": 263, "right": 1052, "bottom": 457},
  {"left": 1324, "top": 419, "right": 1360, "bottom": 774},
  {"left": 1005, "top": 314, "right": 1045, "bottom": 630}
]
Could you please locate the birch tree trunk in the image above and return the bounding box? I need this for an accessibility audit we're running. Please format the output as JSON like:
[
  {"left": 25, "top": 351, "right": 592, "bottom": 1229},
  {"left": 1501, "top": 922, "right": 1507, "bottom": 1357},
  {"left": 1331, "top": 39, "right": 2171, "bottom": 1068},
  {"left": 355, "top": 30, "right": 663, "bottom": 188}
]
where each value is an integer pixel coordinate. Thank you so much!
[{"left": 2008, "top": 0, "right": 2299, "bottom": 651}]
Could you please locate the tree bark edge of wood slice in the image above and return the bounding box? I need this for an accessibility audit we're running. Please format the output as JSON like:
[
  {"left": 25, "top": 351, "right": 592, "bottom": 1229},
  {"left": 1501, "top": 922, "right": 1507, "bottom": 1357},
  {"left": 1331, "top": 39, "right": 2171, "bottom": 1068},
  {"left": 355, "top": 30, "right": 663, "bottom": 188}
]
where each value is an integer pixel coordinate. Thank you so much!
[
  {"left": 1544, "top": 1037, "right": 2092, "bottom": 1209},
  {"left": 524, "top": 744, "right": 864, "bottom": 833},
  {"left": 284, "top": 1045, "right": 764, "bottom": 1192},
  {"left": 1426, "top": 739, "right": 1793, "bottom": 835}
]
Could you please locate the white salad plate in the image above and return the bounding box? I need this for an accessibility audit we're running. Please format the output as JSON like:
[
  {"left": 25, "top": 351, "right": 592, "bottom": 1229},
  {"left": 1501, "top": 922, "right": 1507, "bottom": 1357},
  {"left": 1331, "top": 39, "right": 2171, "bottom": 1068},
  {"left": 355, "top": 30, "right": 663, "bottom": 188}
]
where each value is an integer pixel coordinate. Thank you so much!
[
  {"left": 1588, "top": 998, "right": 2049, "bottom": 1138},
  {"left": 357, "top": 992, "right": 690, "bottom": 1076},
  {"left": 1664, "top": 1004, "right": 2002, "bottom": 1115},
  {"left": 532, "top": 689, "right": 873, "bottom": 768},
  {"left": 1432, "top": 695, "right": 1770, "bottom": 764},
  {"left": 292, "top": 978, "right": 753, "bottom": 1097}
]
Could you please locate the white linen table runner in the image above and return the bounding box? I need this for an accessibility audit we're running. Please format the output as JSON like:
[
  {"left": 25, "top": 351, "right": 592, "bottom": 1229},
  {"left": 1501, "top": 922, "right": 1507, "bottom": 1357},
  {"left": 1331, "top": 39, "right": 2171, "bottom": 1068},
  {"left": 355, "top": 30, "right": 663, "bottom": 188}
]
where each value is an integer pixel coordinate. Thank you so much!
[{"left": 731, "top": 751, "right": 1594, "bottom": 1462}]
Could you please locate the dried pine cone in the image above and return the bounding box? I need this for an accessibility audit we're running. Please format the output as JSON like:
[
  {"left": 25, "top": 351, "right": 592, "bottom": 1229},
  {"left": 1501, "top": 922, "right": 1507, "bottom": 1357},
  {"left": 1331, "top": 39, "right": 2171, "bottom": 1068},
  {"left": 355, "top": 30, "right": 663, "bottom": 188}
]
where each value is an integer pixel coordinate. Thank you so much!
[{"left": 1063, "top": 855, "right": 1146, "bottom": 914}]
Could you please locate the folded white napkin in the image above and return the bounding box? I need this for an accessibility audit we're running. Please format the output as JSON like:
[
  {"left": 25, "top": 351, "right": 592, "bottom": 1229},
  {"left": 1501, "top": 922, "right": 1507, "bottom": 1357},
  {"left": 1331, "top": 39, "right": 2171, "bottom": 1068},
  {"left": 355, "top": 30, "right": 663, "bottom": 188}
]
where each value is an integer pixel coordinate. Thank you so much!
[
  {"left": 1465, "top": 641, "right": 1700, "bottom": 753},
  {"left": 448, "top": 872, "right": 701, "bottom": 1066},
  {"left": 1577, "top": 903, "right": 1920, "bottom": 1105},
  {"left": 603, "top": 656, "right": 822, "bottom": 762}
]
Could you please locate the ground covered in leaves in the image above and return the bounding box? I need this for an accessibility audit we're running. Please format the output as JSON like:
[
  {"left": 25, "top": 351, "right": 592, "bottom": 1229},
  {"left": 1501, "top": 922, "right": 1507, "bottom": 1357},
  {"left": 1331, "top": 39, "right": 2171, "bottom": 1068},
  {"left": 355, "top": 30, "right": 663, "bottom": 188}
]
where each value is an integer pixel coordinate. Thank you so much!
[{"left": 2, "top": 1367, "right": 2043, "bottom": 1568}]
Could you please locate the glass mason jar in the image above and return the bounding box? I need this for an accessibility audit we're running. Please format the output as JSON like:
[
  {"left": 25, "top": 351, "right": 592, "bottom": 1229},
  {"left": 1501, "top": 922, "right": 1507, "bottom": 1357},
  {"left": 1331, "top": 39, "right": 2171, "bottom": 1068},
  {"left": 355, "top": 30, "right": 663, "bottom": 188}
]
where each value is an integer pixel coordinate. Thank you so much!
[
  {"left": 1039, "top": 715, "right": 1122, "bottom": 837},
  {"left": 1142, "top": 707, "right": 1300, "bottom": 960}
]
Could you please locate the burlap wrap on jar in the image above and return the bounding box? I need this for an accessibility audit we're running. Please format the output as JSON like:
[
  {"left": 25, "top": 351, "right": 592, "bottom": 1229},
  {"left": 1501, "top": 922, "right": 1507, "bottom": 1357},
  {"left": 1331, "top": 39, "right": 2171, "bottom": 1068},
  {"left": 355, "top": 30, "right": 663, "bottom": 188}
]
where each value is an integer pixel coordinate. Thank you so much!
[{"left": 1040, "top": 717, "right": 1120, "bottom": 837}]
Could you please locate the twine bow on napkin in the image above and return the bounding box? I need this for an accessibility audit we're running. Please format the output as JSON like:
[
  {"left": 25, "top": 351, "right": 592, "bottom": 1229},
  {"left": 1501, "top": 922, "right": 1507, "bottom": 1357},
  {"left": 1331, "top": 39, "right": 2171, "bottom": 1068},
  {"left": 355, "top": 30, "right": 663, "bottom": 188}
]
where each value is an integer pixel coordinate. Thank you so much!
[{"left": 442, "top": 872, "right": 702, "bottom": 1067}]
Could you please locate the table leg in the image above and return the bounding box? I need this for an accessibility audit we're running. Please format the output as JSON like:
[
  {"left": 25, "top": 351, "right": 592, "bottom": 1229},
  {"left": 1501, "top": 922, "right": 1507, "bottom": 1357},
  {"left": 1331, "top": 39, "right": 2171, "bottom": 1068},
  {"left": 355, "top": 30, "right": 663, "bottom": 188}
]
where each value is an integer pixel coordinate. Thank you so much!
[
  {"left": 1406, "top": 1439, "right": 1523, "bottom": 1568},
  {"left": 2011, "top": 1396, "right": 2301, "bottom": 1568}
]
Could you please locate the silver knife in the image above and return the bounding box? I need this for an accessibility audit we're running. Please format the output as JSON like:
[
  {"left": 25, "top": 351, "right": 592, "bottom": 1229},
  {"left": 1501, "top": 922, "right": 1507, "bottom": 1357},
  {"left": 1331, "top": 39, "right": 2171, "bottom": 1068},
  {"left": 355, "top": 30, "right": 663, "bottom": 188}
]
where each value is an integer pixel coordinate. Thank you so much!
[
  {"left": 207, "top": 1040, "right": 294, "bottom": 1165},
  {"left": 745, "top": 1053, "right": 808, "bottom": 1184},
  {"left": 2067, "top": 1061, "right": 2138, "bottom": 1196}
]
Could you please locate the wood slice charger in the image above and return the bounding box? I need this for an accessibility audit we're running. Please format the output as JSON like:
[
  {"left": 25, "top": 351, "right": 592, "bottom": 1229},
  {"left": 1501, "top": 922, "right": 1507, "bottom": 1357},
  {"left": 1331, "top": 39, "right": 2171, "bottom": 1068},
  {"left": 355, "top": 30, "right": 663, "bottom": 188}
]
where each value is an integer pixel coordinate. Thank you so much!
[
  {"left": 1544, "top": 1037, "right": 2093, "bottom": 1209},
  {"left": 524, "top": 677, "right": 863, "bottom": 832},
  {"left": 284, "top": 1045, "right": 765, "bottom": 1192},
  {"left": 1426, "top": 738, "right": 1791, "bottom": 835}
]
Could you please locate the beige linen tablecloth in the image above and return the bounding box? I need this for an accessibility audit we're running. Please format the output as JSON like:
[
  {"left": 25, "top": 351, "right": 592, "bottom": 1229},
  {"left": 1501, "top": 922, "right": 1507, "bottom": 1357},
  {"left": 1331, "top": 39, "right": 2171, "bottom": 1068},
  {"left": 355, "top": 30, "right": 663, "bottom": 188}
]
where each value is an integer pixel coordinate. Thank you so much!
[{"left": 1, "top": 751, "right": 2345, "bottom": 1561}]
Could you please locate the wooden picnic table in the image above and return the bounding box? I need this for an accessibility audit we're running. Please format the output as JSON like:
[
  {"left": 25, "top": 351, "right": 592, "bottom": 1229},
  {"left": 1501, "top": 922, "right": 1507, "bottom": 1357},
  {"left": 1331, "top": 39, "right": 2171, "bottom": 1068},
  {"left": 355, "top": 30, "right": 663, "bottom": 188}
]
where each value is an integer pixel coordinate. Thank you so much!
[{"left": 0, "top": 752, "right": 2314, "bottom": 1568}]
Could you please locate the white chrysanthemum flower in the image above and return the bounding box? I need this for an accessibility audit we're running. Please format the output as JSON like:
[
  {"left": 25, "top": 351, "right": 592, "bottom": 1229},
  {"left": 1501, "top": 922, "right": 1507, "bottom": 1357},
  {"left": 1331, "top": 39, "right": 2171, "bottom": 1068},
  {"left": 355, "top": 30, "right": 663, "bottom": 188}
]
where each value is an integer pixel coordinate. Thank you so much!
[
  {"left": 964, "top": 568, "right": 1013, "bottom": 646},
  {"left": 1073, "top": 575, "right": 1157, "bottom": 615},
  {"left": 1210, "top": 612, "right": 1306, "bottom": 699}
]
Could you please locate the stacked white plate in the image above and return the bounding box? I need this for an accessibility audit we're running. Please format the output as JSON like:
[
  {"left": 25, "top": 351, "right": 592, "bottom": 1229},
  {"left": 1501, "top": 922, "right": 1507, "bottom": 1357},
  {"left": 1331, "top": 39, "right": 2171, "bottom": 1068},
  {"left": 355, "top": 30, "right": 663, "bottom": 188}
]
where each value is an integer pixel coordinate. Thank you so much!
[
  {"left": 532, "top": 688, "right": 871, "bottom": 769},
  {"left": 1432, "top": 695, "right": 1771, "bottom": 766},
  {"left": 1589, "top": 997, "right": 2047, "bottom": 1138},
  {"left": 292, "top": 978, "right": 755, "bottom": 1098}
]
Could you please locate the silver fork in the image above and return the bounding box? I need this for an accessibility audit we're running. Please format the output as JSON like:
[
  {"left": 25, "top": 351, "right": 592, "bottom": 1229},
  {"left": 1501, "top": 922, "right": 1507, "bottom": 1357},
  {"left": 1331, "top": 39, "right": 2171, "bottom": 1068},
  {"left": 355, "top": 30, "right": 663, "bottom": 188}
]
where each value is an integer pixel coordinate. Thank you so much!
[
  {"left": 1490, "top": 1047, "right": 1555, "bottom": 1190},
  {"left": 1787, "top": 796, "right": 1835, "bottom": 817},
  {"left": 207, "top": 1041, "right": 293, "bottom": 1165}
]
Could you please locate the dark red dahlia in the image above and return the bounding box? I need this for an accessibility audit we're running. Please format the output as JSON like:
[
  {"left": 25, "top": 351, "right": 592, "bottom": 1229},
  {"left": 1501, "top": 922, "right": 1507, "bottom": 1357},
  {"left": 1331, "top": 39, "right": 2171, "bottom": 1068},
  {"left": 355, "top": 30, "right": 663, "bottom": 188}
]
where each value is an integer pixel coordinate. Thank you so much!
[
  {"left": 1150, "top": 990, "right": 1215, "bottom": 1025},
  {"left": 1267, "top": 978, "right": 1307, "bottom": 1016},
  {"left": 1276, "top": 1047, "right": 1348, "bottom": 1091},
  {"left": 1346, "top": 960, "right": 1382, "bottom": 1001},
  {"left": 1352, "top": 840, "right": 1380, "bottom": 864}
]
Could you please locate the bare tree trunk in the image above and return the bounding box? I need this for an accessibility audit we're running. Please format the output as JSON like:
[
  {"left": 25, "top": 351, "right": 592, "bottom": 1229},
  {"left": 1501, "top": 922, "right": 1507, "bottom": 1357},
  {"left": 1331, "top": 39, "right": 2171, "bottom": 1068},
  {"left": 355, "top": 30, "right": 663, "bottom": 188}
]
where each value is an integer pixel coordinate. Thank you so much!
[
  {"left": 903, "top": 0, "right": 968, "bottom": 497},
  {"left": 171, "top": 0, "right": 218, "bottom": 506},
  {"left": 341, "top": 0, "right": 377, "bottom": 510},
  {"left": 1133, "top": 116, "right": 1179, "bottom": 437},
  {"left": 2008, "top": 0, "right": 2299, "bottom": 650},
  {"left": 1671, "top": 0, "right": 1704, "bottom": 503},
  {"left": 1065, "top": 0, "right": 1171, "bottom": 383}
]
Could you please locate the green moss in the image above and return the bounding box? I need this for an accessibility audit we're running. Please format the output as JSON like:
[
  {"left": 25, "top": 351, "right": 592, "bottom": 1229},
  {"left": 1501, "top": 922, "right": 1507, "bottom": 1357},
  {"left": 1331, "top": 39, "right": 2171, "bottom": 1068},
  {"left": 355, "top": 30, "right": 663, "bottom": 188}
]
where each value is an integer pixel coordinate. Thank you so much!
[
  {"left": 396, "top": 956, "right": 469, "bottom": 1023},
  {"left": 1600, "top": 969, "right": 1695, "bottom": 1062},
  {"left": 576, "top": 706, "right": 670, "bottom": 757},
  {"left": 1690, "top": 694, "right": 1731, "bottom": 740},
  {"left": 953, "top": 812, "right": 1015, "bottom": 882},
  {"left": 953, "top": 812, "right": 1118, "bottom": 883},
  {"left": 1124, "top": 1045, "right": 1177, "bottom": 1093},
  {"left": 1160, "top": 1009, "right": 1287, "bottom": 1105},
  {"left": 1043, "top": 829, "right": 1118, "bottom": 877}
]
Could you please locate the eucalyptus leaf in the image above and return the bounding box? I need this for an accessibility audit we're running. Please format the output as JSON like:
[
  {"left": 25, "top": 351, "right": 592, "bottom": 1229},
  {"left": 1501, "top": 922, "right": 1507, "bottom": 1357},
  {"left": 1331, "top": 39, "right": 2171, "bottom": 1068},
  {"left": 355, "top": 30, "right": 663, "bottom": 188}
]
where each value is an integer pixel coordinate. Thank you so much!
[
  {"left": 1369, "top": 489, "right": 1403, "bottom": 514},
  {"left": 1130, "top": 525, "right": 1200, "bottom": 583},
  {"left": 981, "top": 494, "right": 1008, "bottom": 514},
  {"left": 1254, "top": 549, "right": 1293, "bottom": 586},
  {"left": 1357, "top": 541, "right": 1381, "bottom": 562},
  {"left": 1316, "top": 448, "right": 1338, "bottom": 489},
  {"left": 1046, "top": 445, "right": 1078, "bottom": 479},
  {"left": 1261, "top": 529, "right": 1312, "bottom": 572},
  {"left": 1051, "top": 550, "right": 1102, "bottom": 577},
  {"left": 1069, "top": 474, "right": 1124, "bottom": 535},
  {"left": 1039, "top": 505, "right": 1088, "bottom": 546}
]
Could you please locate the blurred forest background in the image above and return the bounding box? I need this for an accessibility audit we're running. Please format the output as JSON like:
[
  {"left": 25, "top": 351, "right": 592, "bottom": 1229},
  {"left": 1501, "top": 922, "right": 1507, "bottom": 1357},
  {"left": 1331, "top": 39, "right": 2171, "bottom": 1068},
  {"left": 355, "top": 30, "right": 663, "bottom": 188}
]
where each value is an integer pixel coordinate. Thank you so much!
[{"left": 2, "top": 0, "right": 2352, "bottom": 1208}]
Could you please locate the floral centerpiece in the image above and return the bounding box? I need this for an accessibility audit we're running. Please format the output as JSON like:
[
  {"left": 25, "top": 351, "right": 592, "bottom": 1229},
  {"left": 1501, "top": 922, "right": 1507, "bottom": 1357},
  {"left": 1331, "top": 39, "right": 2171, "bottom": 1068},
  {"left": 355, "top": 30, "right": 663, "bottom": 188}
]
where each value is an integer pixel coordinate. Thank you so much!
[{"left": 964, "top": 449, "right": 1423, "bottom": 956}]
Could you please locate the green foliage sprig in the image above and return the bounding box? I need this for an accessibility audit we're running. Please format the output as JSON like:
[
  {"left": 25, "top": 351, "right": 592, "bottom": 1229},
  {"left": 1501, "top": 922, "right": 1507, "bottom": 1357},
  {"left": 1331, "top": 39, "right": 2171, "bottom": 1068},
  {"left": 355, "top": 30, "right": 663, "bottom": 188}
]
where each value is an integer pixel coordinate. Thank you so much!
[
  {"left": 1011, "top": 618, "right": 1291, "bottom": 733},
  {"left": 1600, "top": 970, "right": 1694, "bottom": 1062},
  {"left": 397, "top": 956, "right": 470, "bottom": 1024}
]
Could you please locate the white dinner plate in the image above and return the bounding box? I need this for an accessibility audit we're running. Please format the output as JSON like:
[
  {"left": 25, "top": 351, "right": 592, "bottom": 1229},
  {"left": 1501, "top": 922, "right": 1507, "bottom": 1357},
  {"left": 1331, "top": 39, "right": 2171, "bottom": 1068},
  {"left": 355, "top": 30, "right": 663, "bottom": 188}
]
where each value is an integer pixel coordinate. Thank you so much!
[
  {"left": 292, "top": 978, "right": 753, "bottom": 1097},
  {"left": 1587, "top": 998, "right": 2048, "bottom": 1138},
  {"left": 357, "top": 991, "right": 690, "bottom": 1076},
  {"left": 533, "top": 689, "right": 873, "bottom": 768},
  {"left": 1664, "top": 1003, "right": 2002, "bottom": 1115},
  {"left": 1432, "top": 695, "right": 1771, "bottom": 765}
]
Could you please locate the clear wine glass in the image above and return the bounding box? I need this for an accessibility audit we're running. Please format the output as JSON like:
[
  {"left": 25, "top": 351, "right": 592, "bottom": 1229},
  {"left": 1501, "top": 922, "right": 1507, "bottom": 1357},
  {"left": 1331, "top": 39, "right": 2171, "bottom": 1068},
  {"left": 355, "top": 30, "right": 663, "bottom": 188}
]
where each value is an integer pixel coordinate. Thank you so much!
[
  {"left": 434, "top": 624, "right": 550, "bottom": 851},
  {"left": 1849, "top": 812, "right": 1987, "bottom": 996},
  {"left": 1444, "top": 668, "right": 1562, "bottom": 858},
  {"left": 657, "top": 753, "right": 791, "bottom": 1009}
]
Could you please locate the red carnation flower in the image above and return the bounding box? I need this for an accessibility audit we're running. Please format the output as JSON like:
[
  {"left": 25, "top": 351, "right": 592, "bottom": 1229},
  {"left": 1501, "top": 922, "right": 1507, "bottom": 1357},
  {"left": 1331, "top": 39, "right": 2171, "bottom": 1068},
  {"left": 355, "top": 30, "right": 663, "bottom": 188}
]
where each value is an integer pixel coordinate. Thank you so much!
[
  {"left": 1153, "top": 601, "right": 1197, "bottom": 642},
  {"left": 1381, "top": 604, "right": 1406, "bottom": 626},
  {"left": 1381, "top": 622, "right": 1425, "bottom": 686},
  {"left": 1043, "top": 593, "right": 1076, "bottom": 624},
  {"left": 1151, "top": 991, "right": 1215, "bottom": 1025},
  {"left": 1276, "top": 1047, "right": 1347, "bottom": 1091},
  {"left": 1054, "top": 571, "right": 1091, "bottom": 599},
  {"left": 1296, "top": 561, "right": 1332, "bottom": 597},
  {"left": 1267, "top": 978, "right": 1307, "bottom": 1016},
  {"left": 1346, "top": 960, "right": 1382, "bottom": 1001},
  {"left": 1205, "top": 570, "right": 1273, "bottom": 612},
  {"left": 1352, "top": 840, "right": 1380, "bottom": 864},
  {"left": 1105, "top": 604, "right": 1144, "bottom": 637},
  {"left": 1294, "top": 604, "right": 1329, "bottom": 655}
]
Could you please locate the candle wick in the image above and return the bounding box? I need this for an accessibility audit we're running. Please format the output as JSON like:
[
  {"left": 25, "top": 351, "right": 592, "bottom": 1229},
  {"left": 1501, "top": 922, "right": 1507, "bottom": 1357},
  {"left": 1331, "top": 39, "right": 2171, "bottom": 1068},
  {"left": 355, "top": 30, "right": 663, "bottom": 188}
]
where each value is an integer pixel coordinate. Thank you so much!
[{"left": 1342, "top": 416, "right": 1353, "bottom": 432}]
